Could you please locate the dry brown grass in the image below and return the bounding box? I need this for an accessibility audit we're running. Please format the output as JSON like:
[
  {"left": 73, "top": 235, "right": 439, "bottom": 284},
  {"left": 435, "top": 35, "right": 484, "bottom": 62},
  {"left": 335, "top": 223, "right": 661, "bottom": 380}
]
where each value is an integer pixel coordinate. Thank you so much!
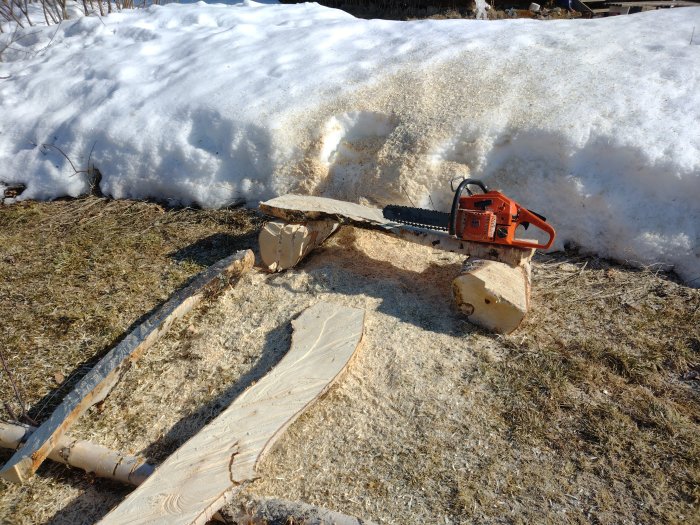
[
  {"left": 0, "top": 200, "right": 698, "bottom": 525},
  {"left": 474, "top": 254, "right": 700, "bottom": 523},
  {"left": 0, "top": 197, "right": 260, "bottom": 424}
]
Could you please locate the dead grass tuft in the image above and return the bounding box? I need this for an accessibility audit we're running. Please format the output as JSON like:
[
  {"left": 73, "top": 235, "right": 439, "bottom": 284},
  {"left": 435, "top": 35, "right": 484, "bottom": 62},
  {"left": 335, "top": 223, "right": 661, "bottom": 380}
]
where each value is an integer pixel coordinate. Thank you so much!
[{"left": 483, "top": 253, "right": 700, "bottom": 521}]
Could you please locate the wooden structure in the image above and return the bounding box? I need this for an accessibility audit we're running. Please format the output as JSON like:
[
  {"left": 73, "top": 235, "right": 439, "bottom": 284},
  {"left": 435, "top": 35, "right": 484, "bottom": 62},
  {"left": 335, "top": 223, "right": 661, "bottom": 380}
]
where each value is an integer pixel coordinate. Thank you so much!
[
  {"left": 577, "top": 0, "right": 697, "bottom": 16},
  {"left": 259, "top": 194, "right": 536, "bottom": 334},
  {"left": 259, "top": 194, "right": 534, "bottom": 267},
  {"left": 98, "top": 301, "right": 365, "bottom": 525},
  {"left": 0, "top": 250, "right": 254, "bottom": 483}
]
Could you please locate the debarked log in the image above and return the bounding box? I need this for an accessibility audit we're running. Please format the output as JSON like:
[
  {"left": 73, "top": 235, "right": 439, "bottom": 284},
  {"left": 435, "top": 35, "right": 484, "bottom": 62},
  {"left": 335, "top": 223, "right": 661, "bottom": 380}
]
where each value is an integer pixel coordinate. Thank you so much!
[
  {"left": 452, "top": 258, "right": 532, "bottom": 334},
  {"left": 0, "top": 421, "right": 153, "bottom": 485},
  {"left": 259, "top": 220, "right": 339, "bottom": 272}
]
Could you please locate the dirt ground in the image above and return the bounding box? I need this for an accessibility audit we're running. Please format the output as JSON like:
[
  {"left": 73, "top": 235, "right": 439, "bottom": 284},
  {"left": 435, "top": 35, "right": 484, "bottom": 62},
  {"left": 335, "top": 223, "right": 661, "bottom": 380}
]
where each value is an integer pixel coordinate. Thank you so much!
[{"left": 0, "top": 197, "right": 698, "bottom": 525}]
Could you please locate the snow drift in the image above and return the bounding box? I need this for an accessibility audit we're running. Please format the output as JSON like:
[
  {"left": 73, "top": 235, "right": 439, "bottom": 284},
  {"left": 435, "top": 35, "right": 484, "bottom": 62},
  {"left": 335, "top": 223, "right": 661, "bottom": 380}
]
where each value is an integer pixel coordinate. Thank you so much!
[{"left": 1, "top": 2, "right": 699, "bottom": 283}]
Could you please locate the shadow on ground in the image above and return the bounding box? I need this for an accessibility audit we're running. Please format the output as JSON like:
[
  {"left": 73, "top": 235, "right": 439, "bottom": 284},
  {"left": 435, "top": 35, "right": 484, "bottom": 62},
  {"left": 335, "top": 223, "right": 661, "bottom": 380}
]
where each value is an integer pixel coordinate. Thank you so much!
[{"left": 43, "top": 307, "right": 292, "bottom": 524}]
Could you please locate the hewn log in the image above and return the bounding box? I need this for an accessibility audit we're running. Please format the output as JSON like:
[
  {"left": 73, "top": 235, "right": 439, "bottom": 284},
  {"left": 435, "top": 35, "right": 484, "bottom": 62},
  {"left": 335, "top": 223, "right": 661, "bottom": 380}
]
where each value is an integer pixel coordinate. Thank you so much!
[
  {"left": 0, "top": 250, "right": 255, "bottom": 484},
  {"left": 0, "top": 421, "right": 154, "bottom": 485},
  {"left": 259, "top": 220, "right": 339, "bottom": 272},
  {"left": 98, "top": 301, "right": 365, "bottom": 525},
  {"left": 259, "top": 194, "right": 534, "bottom": 266},
  {"left": 452, "top": 258, "right": 532, "bottom": 334}
]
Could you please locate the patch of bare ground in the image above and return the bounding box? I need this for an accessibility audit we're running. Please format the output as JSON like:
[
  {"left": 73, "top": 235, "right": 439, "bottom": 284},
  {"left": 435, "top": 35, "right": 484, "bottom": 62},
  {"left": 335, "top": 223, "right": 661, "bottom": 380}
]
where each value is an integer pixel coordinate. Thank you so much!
[{"left": 0, "top": 201, "right": 698, "bottom": 525}]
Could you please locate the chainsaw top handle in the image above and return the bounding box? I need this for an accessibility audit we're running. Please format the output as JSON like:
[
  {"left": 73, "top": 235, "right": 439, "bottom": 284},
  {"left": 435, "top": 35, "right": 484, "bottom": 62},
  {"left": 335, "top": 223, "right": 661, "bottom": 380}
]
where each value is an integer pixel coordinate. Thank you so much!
[{"left": 449, "top": 179, "right": 489, "bottom": 236}]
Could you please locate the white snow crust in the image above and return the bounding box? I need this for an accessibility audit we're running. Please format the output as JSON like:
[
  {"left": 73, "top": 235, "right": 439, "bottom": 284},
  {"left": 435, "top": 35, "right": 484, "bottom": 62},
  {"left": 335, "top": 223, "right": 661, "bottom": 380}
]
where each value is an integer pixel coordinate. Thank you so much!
[{"left": 1, "top": 3, "right": 699, "bottom": 283}]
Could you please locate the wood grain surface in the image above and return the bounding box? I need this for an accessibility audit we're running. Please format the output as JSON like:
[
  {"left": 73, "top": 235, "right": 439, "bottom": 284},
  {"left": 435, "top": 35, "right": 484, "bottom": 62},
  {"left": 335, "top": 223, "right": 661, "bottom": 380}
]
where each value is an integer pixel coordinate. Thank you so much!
[
  {"left": 260, "top": 194, "right": 534, "bottom": 266},
  {"left": 98, "top": 301, "right": 365, "bottom": 525}
]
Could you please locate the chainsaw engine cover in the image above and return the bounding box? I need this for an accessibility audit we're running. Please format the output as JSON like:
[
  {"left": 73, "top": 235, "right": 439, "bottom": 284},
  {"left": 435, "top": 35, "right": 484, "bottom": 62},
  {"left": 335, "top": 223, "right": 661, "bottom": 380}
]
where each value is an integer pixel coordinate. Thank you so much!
[
  {"left": 458, "top": 210, "right": 496, "bottom": 242},
  {"left": 455, "top": 191, "right": 555, "bottom": 249}
]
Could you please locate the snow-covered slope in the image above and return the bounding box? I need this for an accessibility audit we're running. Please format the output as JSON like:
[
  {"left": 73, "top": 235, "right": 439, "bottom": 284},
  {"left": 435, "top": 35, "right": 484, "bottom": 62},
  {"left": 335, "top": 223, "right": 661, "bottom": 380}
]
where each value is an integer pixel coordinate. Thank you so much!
[{"left": 1, "top": 2, "right": 699, "bottom": 282}]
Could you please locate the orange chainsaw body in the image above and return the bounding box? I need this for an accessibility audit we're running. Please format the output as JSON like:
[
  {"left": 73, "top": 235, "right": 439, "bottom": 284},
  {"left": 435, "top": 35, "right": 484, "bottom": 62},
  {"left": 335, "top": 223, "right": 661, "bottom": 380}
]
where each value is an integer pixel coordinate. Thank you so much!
[{"left": 454, "top": 190, "right": 555, "bottom": 250}]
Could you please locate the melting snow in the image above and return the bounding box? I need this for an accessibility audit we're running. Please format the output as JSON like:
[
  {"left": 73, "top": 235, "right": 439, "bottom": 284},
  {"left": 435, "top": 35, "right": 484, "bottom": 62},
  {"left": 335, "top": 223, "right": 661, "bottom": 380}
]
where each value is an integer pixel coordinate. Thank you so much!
[{"left": 0, "top": 2, "right": 699, "bottom": 282}]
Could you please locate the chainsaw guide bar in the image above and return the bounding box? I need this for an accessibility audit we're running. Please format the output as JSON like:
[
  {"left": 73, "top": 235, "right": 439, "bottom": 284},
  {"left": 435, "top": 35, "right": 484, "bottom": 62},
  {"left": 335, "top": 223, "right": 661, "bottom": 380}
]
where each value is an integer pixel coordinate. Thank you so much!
[{"left": 382, "top": 205, "right": 449, "bottom": 231}]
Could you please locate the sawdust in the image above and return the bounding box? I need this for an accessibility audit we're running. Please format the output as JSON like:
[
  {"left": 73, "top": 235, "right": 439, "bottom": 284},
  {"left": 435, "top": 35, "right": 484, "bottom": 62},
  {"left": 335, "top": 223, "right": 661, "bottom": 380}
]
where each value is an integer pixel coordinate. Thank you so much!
[{"left": 1, "top": 209, "right": 699, "bottom": 524}]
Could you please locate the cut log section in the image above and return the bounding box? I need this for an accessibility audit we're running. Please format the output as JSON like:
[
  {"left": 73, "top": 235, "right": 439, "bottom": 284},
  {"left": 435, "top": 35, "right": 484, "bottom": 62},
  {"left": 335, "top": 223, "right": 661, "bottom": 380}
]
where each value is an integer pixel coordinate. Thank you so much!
[
  {"left": 259, "top": 219, "right": 339, "bottom": 272},
  {"left": 452, "top": 258, "right": 532, "bottom": 334},
  {"left": 0, "top": 249, "right": 254, "bottom": 484},
  {"left": 259, "top": 194, "right": 534, "bottom": 266},
  {"left": 0, "top": 421, "right": 154, "bottom": 486},
  {"left": 98, "top": 301, "right": 365, "bottom": 525}
]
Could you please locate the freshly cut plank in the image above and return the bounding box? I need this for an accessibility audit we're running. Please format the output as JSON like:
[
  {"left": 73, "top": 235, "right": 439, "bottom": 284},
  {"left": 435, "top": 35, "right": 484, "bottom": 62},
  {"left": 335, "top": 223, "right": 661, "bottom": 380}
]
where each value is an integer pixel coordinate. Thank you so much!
[
  {"left": 259, "top": 194, "right": 534, "bottom": 267},
  {"left": 452, "top": 258, "right": 532, "bottom": 334},
  {"left": 259, "top": 219, "right": 339, "bottom": 272},
  {"left": 0, "top": 249, "right": 254, "bottom": 484},
  {"left": 98, "top": 301, "right": 365, "bottom": 525},
  {"left": 0, "top": 422, "right": 154, "bottom": 486}
]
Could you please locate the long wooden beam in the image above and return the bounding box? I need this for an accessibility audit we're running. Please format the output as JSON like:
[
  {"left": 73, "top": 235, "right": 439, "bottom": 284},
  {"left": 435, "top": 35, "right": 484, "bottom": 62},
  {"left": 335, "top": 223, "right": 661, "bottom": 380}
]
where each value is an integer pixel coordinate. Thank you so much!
[
  {"left": 0, "top": 249, "right": 254, "bottom": 484},
  {"left": 98, "top": 301, "right": 365, "bottom": 525},
  {"left": 259, "top": 194, "right": 534, "bottom": 267}
]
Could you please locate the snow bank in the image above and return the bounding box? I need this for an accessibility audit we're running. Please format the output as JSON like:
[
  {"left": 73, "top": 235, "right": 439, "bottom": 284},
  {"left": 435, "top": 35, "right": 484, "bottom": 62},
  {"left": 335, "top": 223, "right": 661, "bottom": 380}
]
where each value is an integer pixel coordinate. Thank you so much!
[{"left": 1, "top": 3, "right": 699, "bottom": 283}]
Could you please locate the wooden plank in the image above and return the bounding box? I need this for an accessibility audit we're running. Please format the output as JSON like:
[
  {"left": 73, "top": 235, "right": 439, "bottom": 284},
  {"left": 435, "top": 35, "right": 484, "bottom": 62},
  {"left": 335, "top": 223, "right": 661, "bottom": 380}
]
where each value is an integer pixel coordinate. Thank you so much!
[
  {"left": 0, "top": 423, "right": 372, "bottom": 525},
  {"left": 606, "top": 0, "right": 697, "bottom": 5},
  {"left": 259, "top": 195, "right": 534, "bottom": 267},
  {"left": 98, "top": 301, "right": 365, "bottom": 525},
  {"left": 572, "top": 0, "right": 595, "bottom": 13},
  {"left": 0, "top": 249, "right": 255, "bottom": 484}
]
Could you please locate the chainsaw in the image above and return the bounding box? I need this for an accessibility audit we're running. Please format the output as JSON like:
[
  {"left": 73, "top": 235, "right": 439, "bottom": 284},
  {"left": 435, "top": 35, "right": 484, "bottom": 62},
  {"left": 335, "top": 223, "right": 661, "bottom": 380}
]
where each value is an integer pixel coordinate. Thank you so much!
[{"left": 383, "top": 179, "right": 555, "bottom": 250}]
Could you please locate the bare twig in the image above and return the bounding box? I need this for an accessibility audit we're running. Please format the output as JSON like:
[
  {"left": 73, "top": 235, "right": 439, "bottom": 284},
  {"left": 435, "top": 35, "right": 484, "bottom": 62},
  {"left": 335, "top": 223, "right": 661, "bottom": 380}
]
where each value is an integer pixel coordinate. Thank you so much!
[
  {"left": 401, "top": 185, "right": 416, "bottom": 207},
  {"left": 35, "top": 19, "right": 62, "bottom": 56},
  {"left": 41, "top": 142, "right": 86, "bottom": 174},
  {"left": 0, "top": 347, "right": 35, "bottom": 425}
]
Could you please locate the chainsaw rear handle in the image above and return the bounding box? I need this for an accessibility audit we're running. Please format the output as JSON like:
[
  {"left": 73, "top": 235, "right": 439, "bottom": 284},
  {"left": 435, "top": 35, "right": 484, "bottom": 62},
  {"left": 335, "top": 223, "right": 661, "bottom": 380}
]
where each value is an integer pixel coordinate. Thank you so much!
[
  {"left": 511, "top": 207, "right": 556, "bottom": 250},
  {"left": 449, "top": 179, "right": 489, "bottom": 236}
]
